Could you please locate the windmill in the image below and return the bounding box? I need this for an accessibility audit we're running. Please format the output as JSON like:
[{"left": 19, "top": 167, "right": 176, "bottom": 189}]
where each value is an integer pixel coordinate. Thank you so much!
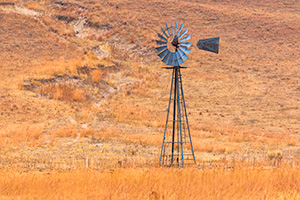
[{"left": 156, "top": 21, "right": 219, "bottom": 167}]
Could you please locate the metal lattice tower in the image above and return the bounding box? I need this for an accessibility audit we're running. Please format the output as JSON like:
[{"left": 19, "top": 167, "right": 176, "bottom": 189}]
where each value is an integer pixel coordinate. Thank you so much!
[
  {"left": 155, "top": 21, "right": 219, "bottom": 167},
  {"left": 159, "top": 65, "right": 196, "bottom": 167}
]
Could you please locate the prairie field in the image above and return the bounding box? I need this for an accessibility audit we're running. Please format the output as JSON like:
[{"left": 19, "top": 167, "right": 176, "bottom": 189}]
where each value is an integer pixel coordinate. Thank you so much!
[
  {"left": 2, "top": 166, "right": 300, "bottom": 200},
  {"left": 0, "top": 0, "right": 299, "bottom": 199}
]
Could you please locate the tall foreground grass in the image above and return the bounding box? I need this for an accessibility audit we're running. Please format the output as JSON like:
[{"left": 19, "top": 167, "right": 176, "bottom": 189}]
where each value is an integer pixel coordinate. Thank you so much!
[{"left": 1, "top": 166, "right": 300, "bottom": 200}]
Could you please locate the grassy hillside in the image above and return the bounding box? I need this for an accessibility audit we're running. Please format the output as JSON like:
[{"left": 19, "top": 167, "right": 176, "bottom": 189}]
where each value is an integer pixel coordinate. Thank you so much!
[{"left": 0, "top": 0, "right": 299, "bottom": 199}]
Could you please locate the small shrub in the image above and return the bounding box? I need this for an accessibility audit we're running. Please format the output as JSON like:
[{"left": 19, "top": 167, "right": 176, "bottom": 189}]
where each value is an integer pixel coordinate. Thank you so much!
[
  {"left": 97, "top": 34, "right": 104, "bottom": 41},
  {"left": 80, "top": 127, "right": 93, "bottom": 137},
  {"left": 267, "top": 150, "right": 283, "bottom": 166},
  {"left": 130, "top": 37, "right": 134, "bottom": 43},
  {"left": 105, "top": 31, "right": 111, "bottom": 39},
  {"left": 27, "top": 3, "right": 41, "bottom": 10},
  {"left": 73, "top": 88, "right": 85, "bottom": 102},
  {"left": 52, "top": 126, "right": 77, "bottom": 138},
  {"left": 53, "top": 87, "right": 63, "bottom": 100},
  {"left": 91, "top": 69, "right": 102, "bottom": 83},
  {"left": 17, "top": 77, "right": 24, "bottom": 90}
]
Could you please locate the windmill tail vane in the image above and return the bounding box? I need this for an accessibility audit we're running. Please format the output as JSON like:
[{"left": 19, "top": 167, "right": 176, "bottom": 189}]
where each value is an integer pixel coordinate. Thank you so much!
[
  {"left": 197, "top": 37, "right": 220, "bottom": 54},
  {"left": 155, "top": 21, "right": 220, "bottom": 167}
]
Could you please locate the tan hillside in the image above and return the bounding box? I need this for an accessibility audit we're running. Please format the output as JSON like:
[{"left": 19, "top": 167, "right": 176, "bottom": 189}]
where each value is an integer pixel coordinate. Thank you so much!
[{"left": 0, "top": 0, "right": 299, "bottom": 199}]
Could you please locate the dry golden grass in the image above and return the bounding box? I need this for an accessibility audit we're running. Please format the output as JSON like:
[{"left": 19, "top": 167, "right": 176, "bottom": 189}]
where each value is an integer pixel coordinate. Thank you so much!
[
  {"left": 31, "top": 57, "right": 82, "bottom": 77},
  {"left": 27, "top": 2, "right": 42, "bottom": 10},
  {"left": 51, "top": 125, "right": 78, "bottom": 138},
  {"left": 91, "top": 69, "right": 103, "bottom": 83},
  {"left": 1, "top": 166, "right": 300, "bottom": 200},
  {"left": 38, "top": 83, "right": 86, "bottom": 102},
  {"left": 0, "top": 124, "right": 44, "bottom": 147},
  {"left": 72, "top": 88, "right": 85, "bottom": 102}
]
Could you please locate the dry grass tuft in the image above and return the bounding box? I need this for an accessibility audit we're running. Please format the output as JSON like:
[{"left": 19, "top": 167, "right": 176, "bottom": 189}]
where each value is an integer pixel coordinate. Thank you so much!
[
  {"left": 91, "top": 69, "right": 102, "bottom": 83},
  {"left": 17, "top": 76, "right": 24, "bottom": 90},
  {"left": 0, "top": 124, "right": 44, "bottom": 147},
  {"left": 80, "top": 127, "right": 93, "bottom": 137},
  {"left": 51, "top": 125, "right": 78, "bottom": 138},
  {"left": 72, "top": 88, "right": 85, "bottom": 102},
  {"left": 27, "top": 2, "right": 42, "bottom": 10},
  {"left": 39, "top": 83, "right": 85, "bottom": 102}
]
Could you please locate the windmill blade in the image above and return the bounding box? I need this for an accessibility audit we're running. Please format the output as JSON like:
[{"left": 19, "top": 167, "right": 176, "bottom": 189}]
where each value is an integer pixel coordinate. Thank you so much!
[
  {"left": 167, "top": 53, "right": 176, "bottom": 66},
  {"left": 158, "top": 49, "right": 168, "bottom": 59},
  {"left": 165, "top": 23, "right": 170, "bottom": 36},
  {"left": 174, "top": 57, "right": 179, "bottom": 66},
  {"left": 175, "top": 52, "right": 184, "bottom": 65},
  {"left": 162, "top": 51, "right": 171, "bottom": 64},
  {"left": 180, "top": 35, "right": 191, "bottom": 42},
  {"left": 158, "top": 33, "right": 167, "bottom": 42},
  {"left": 156, "top": 40, "right": 167, "bottom": 45},
  {"left": 197, "top": 37, "right": 219, "bottom": 54},
  {"left": 156, "top": 45, "right": 167, "bottom": 53},
  {"left": 167, "top": 53, "right": 173, "bottom": 66},
  {"left": 177, "top": 24, "right": 184, "bottom": 36},
  {"left": 178, "top": 49, "right": 188, "bottom": 61},
  {"left": 161, "top": 27, "right": 169, "bottom": 38},
  {"left": 174, "top": 21, "right": 178, "bottom": 36},
  {"left": 180, "top": 42, "right": 192, "bottom": 47},
  {"left": 172, "top": 53, "right": 178, "bottom": 66},
  {"left": 179, "top": 46, "right": 191, "bottom": 55},
  {"left": 171, "top": 53, "right": 179, "bottom": 66},
  {"left": 170, "top": 21, "right": 173, "bottom": 36},
  {"left": 179, "top": 28, "right": 188, "bottom": 38}
]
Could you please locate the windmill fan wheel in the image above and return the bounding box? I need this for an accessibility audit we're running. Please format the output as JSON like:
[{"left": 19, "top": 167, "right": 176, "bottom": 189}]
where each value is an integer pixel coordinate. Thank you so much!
[{"left": 156, "top": 21, "right": 192, "bottom": 67}]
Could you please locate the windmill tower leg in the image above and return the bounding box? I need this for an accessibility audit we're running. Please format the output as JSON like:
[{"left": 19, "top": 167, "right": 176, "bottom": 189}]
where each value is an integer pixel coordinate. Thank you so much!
[
  {"left": 175, "top": 67, "right": 184, "bottom": 167},
  {"left": 159, "top": 69, "right": 174, "bottom": 166},
  {"left": 171, "top": 67, "right": 177, "bottom": 165},
  {"left": 159, "top": 66, "right": 196, "bottom": 167},
  {"left": 178, "top": 69, "right": 196, "bottom": 164}
]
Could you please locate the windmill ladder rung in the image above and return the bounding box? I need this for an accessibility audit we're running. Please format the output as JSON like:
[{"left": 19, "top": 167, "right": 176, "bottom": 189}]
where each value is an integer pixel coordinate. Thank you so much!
[
  {"left": 164, "top": 142, "right": 191, "bottom": 144},
  {"left": 163, "top": 155, "right": 194, "bottom": 156},
  {"left": 163, "top": 154, "right": 193, "bottom": 160},
  {"left": 162, "top": 155, "right": 194, "bottom": 158}
]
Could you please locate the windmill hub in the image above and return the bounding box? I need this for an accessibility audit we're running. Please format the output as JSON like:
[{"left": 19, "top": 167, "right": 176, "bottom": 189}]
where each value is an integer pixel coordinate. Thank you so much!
[
  {"left": 171, "top": 35, "right": 179, "bottom": 47},
  {"left": 155, "top": 21, "right": 220, "bottom": 167},
  {"left": 166, "top": 37, "right": 177, "bottom": 52}
]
